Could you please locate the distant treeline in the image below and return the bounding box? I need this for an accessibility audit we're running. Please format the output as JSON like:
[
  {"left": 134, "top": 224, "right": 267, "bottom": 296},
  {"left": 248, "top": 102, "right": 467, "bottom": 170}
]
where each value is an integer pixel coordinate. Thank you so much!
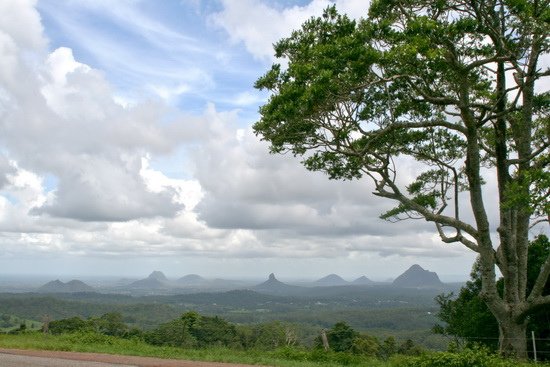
[
  {"left": 0, "top": 289, "right": 447, "bottom": 349},
  {"left": 22, "top": 310, "right": 424, "bottom": 359}
]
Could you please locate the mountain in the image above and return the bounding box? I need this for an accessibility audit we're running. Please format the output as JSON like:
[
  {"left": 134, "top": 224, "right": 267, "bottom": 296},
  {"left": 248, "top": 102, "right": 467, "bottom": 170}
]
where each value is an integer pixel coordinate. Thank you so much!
[
  {"left": 315, "top": 274, "right": 348, "bottom": 286},
  {"left": 128, "top": 271, "right": 169, "bottom": 289},
  {"left": 392, "top": 264, "right": 443, "bottom": 288},
  {"left": 148, "top": 271, "right": 168, "bottom": 282},
  {"left": 176, "top": 274, "right": 207, "bottom": 286},
  {"left": 254, "top": 273, "right": 303, "bottom": 295},
  {"left": 352, "top": 276, "right": 374, "bottom": 285},
  {"left": 38, "top": 279, "right": 94, "bottom": 293}
]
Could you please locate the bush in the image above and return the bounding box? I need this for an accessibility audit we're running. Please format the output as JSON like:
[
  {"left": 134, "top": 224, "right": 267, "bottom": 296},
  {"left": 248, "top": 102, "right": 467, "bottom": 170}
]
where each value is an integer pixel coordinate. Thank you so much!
[
  {"left": 145, "top": 312, "right": 240, "bottom": 349},
  {"left": 49, "top": 317, "right": 89, "bottom": 335},
  {"left": 271, "top": 346, "right": 309, "bottom": 361},
  {"left": 351, "top": 335, "right": 379, "bottom": 356},
  {"left": 403, "top": 347, "right": 524, "bottom": 367}
]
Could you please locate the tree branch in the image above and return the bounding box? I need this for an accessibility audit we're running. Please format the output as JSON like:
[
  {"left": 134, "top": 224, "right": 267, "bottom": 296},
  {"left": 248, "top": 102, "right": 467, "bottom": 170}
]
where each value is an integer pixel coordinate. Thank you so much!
[
  {"left": 374, "top": 179, "right": 479, "bottom": 240},
  {"left": 527, "top": 252, "right": 550, "bottom": 302},
  {"left": 436, "top": 223, "right": 480, "bottom": 252}
]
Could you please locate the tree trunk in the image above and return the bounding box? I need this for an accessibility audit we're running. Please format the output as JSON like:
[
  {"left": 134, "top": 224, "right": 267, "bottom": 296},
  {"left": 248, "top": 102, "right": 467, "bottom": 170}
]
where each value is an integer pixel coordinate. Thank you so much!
[{"left": 497, "top": 316, "right": 528, "bottom": 359}]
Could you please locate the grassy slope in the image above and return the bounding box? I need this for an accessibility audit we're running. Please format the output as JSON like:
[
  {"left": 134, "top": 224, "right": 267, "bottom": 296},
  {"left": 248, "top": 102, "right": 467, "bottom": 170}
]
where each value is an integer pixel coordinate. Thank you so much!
[
  {"left": 0, "top": 332, "right": 543, "bottom": 367},
  {"left": 0, "top": 332, "right": 397, "bottom": 367}
]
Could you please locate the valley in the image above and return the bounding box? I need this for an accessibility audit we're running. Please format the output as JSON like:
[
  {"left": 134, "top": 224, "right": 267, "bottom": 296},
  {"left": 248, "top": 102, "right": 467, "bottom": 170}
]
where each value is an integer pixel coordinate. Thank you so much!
[{"left": 0, "top": 265, "right": 462, "bottom": 350}]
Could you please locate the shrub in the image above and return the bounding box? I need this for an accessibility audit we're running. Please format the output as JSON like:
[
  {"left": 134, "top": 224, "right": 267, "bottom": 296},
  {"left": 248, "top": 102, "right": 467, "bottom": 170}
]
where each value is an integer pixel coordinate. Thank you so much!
[
  {"left": 49, "top": 317, "right": 89, "bottom": 335},
  {"left": 403, "top": 347, "right": 523, "bottom": 367},
  {"left": 145, "top": 312, "right": 240, "bottom": 349}
]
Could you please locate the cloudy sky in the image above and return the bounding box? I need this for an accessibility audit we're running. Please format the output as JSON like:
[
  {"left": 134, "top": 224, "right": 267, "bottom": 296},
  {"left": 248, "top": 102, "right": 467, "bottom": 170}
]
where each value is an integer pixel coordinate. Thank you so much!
[{"left": 0, "top": 0, "right": 497, "bottom": 282}]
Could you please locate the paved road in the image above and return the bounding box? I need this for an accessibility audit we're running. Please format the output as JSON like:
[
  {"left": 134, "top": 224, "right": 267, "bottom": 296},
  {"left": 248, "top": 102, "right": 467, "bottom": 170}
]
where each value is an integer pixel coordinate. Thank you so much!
[
  {"left": 0, "top": 349, "right": 267, "bottom": 367},
  {"left": 0, "top": 353, "right": 137, "bottom": 367}
]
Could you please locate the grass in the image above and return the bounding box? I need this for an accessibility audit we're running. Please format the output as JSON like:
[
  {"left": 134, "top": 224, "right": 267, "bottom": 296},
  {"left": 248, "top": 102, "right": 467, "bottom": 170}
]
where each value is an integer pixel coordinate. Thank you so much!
[
  {"left": 0, "top": 332, "right": 394, "bottom": 367},
  {"left": 0, "top": 332, "right": 546, "bottom": 367}
]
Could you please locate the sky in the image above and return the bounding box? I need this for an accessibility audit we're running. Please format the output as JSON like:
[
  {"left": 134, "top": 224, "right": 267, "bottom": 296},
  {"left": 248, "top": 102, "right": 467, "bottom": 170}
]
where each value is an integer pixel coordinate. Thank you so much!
[{"left": 2, "top": 0, "right": 539, "bottom": 282}]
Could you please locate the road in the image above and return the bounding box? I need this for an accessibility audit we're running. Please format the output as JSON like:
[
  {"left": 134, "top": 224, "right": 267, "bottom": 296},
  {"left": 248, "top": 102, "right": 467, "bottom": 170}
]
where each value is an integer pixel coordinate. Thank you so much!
[{"left": 0, "top": 349, "right": 267, "bottom": 367}]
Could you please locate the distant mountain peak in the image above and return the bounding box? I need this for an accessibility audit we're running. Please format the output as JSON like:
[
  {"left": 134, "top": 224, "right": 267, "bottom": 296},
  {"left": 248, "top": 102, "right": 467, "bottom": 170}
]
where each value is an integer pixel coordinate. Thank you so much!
[
  {"left": 38, "top": 279, "right": 94, "bottom": 293},
  {"left": 253, "top": 273, "right": 303, "bottom": 295},
  {"left": 393, "top": 264, "right": 443, "bottom": 288},
  {"left": 128, "top": 271, "right": 169, "bottom": 289},
  {"left": 148, "top": 271, "right": 167, "bottom": 281},
  {"left": 353, "top": 276, "right": 374, "bottom": 284},
  {"left": 179, "top": 274, "right": 204, "bottom": 281},
  {"left": 315, "top": 274, "right": 348, "bottom": 286}
]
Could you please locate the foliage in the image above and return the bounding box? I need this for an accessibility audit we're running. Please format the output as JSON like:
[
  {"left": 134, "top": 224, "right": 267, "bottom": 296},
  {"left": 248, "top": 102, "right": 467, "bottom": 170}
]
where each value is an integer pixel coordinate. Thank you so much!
[
  {"left": 322, "top": 321, "right": 360, "bottom": 352},
  {"left": 90, "top": 312, "right": 129, "bottom": 337},
  {"left": 3, "top": 331, "right": 542, "bottom": 366},
  {"left": 0, "top": 332, "right": 397, "bottom": 366},
  {"left": 47, "top": 312, "right": 139, "bottom": 339},
  {"left": 239, "top": 321, "right": 299, "bottom": 350},
  {"left": 313, "top": 321, "right": 423, "bottom": 360},
  {"left": 403, "top": 346, "right": 530, "bottom": 367},
  {"left": 145, "top": 311, "right": 240, "bottom": 349},
  {"left": 254, "top": 0, "right": 550, "bottom": 357},
  {"left": 49, "top": 316, "right": 91, "bottom": 335},
  {"left": 433, "top": 261, "right": 500, "bottom": 350},
  {"left": 0, "top": 294, "right": 179, "bottom": 330},
  {"left": 0, "top": 314, "right": 41, "bottom": 332},
  {"left": 434, "top": 235, "right": 550, "bottom": 358}
]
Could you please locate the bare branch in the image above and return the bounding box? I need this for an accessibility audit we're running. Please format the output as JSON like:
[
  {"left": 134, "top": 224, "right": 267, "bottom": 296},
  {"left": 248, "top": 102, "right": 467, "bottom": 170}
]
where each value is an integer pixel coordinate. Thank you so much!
[
  {"left": 436, "top": 223, "right": 480, "bottom": 252},
  {"left": 530, "top": 218, "right": 549, "bottom": 229},
  {"left": 373, "top": 179, "right": 479, "bottom": 239},
  {"left": 527, "top": 252, "right": 550, "bottom": 302}
]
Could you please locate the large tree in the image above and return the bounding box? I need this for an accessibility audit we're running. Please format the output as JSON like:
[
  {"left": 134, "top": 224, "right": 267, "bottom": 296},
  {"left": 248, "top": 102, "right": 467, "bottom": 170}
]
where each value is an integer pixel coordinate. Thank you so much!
[{"left": 254, "top": 0, "right": 549, "bottom": 358}]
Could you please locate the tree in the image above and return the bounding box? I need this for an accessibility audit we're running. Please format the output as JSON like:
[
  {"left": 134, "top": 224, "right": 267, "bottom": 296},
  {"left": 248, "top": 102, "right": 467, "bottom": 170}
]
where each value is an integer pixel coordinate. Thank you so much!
[
  {"left": 435, "top": 235, "right": 550, "bottom": 359},
  {"left": 48, "top": 316, "right": 89, "bottom": 335},
  {"left": 320, "top": 321, "right": 359, "bottom": 352},
  {"left": 254, "top": 1, "right": 549, "bottom": 358},
  {"left": 90, "top": 312, "right": 128, "bottom": 337},
  {"left": 145, "top": 312, "right": 240, "bottom": 349}
]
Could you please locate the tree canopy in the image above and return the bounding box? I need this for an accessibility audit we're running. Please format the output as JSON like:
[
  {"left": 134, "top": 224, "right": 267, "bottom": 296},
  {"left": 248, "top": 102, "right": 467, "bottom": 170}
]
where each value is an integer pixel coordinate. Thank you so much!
[{"left": 254, "top": 0, "right": 549, "bottom": 358}]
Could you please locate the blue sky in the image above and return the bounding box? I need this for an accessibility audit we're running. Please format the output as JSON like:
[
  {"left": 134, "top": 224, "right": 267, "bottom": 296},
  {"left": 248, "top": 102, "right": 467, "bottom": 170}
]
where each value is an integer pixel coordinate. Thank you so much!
[
  {"left": 0, "top": 0, "right": 489, "bottom": 281},
  {"left": 37, "top": 1, "right": 265, "bottom": 116}
]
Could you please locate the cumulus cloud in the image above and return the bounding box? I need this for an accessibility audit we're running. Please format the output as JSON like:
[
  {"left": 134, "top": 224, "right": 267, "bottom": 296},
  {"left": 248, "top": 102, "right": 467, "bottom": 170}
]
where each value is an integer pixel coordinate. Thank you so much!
[
  {"left": 0, "top": 1, "right": 197, "bottom": 223},
  {"left": 191, "top": 110, "right": 458, "bottom": 260},
  {"left": 0, "top": 0, "right": 482, "bottom": 279},
  {"left": 211, "top": 0, "right": 370, "bottom": 61}
]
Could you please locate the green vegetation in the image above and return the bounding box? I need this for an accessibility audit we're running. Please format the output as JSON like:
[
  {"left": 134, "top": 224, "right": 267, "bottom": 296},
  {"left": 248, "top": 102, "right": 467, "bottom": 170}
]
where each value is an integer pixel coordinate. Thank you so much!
[
  {"left": 434, "top": 235, "right": 550, "bottom": 360},
  {"left": 253, "top": 0, "right": 549, "bottom": 358},
  {"left": 1, "top": 310, "right": 545, "bottom": 366},
  {"left": 0, "top": 331, "right": 542, "bottom": 367},
  {"left": 0, "top": 287, "right": 449, "bottom": 350},
  {"left": 0, "top": 314, "right": 41, "bottom": 333}
]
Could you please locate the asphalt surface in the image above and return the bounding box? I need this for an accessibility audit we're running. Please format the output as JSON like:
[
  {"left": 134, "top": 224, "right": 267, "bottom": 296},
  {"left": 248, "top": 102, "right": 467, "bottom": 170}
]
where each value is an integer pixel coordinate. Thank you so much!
[
  {"left": 0, "top": 353, "right": 137, "bottom": 366},
  {"left": 0, "top": 349, "right": 266, "bottom": 367}
]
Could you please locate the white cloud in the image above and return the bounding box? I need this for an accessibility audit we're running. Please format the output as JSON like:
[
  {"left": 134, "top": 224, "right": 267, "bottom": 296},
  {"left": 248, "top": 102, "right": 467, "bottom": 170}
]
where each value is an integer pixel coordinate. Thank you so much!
[
  {"left": 0, "top": 1, "right": 201, "bottom": 225},
  {"left": 212, "top": 0, "right": 369, "bottom": 61},
  {"left": 0, "top": 0, "right": 46, "bottom": 51},
  {"left": 0, "top": 0, "right": 486, "bottom": 279}
]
